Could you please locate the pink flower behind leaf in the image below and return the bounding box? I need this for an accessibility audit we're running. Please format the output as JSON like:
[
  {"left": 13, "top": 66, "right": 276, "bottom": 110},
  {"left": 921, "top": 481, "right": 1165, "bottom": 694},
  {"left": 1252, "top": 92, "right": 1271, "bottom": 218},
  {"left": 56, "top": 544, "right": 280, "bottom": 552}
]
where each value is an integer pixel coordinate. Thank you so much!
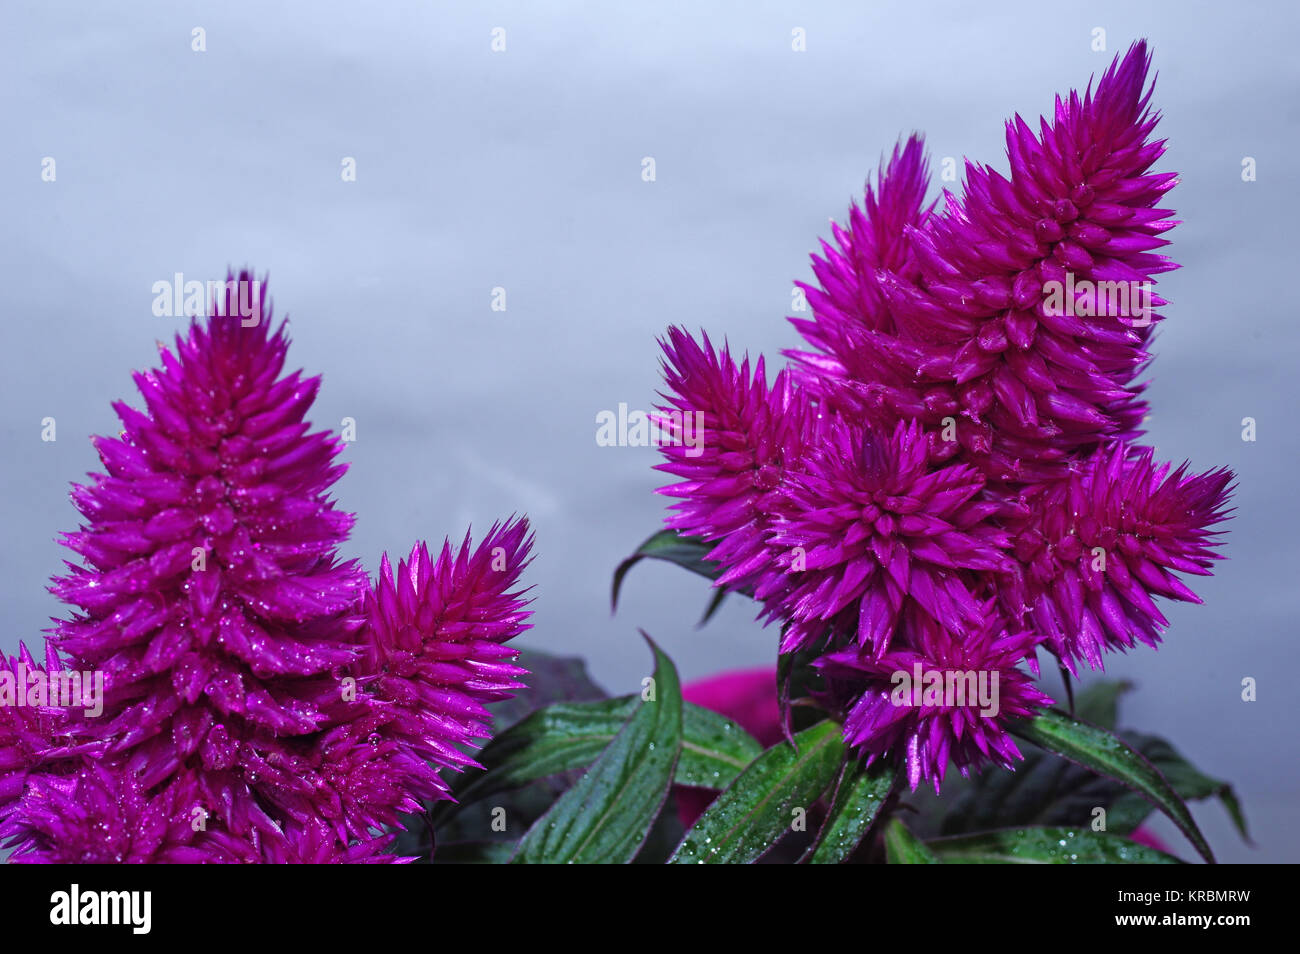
[
  {"left": 676, "top": 667, "right": 782, "bottom": 828},
  {"left": 1129, "top": 826, "right": 1170, "bottom": 854},
  {"left": 682, "top": 667, "right": 783, "bottom": 748}
]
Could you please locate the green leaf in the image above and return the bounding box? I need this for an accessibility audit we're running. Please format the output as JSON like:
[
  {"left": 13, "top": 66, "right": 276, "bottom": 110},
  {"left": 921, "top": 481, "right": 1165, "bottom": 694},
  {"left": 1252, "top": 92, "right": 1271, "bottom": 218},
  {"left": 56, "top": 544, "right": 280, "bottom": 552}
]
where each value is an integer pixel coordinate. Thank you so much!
[
  {"left": 670, "top": 720, "right": 843, "bottom": 864},
  {"left": 936, "top": 742, "right": 1117, "bottom": 838},
  {"left": 677, "top": 701, "right": 765, "bottom": 788},
  {"left": 1011, "top": 709, "right": 1216, "bottom": 864},
  {"left": 805, "top": 761, "right": 898, "bottom": 864},
  {"left": 776, "top": 646, "right": 795, "bottom": 745},
  {"left": 884, "top": 818, "right": 939, "bottom": 864},
  {"left": 510, "top": 635, "right": 682, "bottom": 864},
  {"left": 775, "top": 641, "right": 823, "bottom": 746},
  {"left": 929, "top": 827, "right": 1184, "bottom": 864},
  {"left": 451, "top": 695, "right": 760, "bottom": 812},
  {"left": 699, "top": 587, "right": 729, "bottom": 626},
  {"left": 455, "top": 696, "right": 638, "bottom": 808},
  {"left": 611, "top": 530, "right": 721, "bottom": 612},
  {"left": 932, "top": 681, "right": 1246, "bottom": 848},
  {"left": 1109, "top": 732, "right": 1250, "bottom": 842},
  {"left": 427, "top": 649, "right": 615, "bottom": 840}
]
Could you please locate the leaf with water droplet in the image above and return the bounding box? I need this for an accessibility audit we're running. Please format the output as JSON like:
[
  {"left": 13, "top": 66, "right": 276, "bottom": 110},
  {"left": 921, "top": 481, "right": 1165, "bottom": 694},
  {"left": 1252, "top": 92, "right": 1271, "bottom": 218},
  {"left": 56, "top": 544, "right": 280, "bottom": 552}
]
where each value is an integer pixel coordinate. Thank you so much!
[
  {"left": 929, "top": 826, "right": 1183, "bottom": 864},
  {"left": 1107, "top": 730, "right": 1250, "bottom": 844},
  {"left": 804, "top": 759, "right": 898, "bottom": 864},
  {"left": 1011, "top": 708, "right": 1216, "bottom": 863},
  {"left": 444, "top": 694, "right": 759, "bottom": 818},
  {"left": 510, "top": 634, "right": 682, "bottom": 864},
  {"left": 669, "top": 720, "right": 843, "bottom": 865},
  {"left": 884, "top": 818, "right": 939, "bottom": 864}
]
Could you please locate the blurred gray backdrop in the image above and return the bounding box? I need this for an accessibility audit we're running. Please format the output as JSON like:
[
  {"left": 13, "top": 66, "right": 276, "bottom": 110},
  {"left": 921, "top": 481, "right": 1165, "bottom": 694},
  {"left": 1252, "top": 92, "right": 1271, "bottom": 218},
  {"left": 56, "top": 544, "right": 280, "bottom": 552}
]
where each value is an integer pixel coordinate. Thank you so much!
[{"left": 2, "top": 0, "right": 1295, "bottom": 862}]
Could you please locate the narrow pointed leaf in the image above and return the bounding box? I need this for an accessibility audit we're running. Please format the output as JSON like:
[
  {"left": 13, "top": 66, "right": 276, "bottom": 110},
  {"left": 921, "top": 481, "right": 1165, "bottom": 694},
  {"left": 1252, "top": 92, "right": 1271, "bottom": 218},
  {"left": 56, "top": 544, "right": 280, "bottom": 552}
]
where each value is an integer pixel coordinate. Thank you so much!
[
  {"left": 670, "top": 720, "right": 843, "bottom": 864},
  {"left": 453, "top": 696, "right": 637, "bottom": 808},
  {"left": 938, "top": 681, "right": 1245, "bottom": 844},
  {"left": 1108, "top": 732, "right": 1250, "bottom": 842},
  {"left": 930, "top": 827, "right": 1184, "bottom": 864},
  {"left": 805, "top": 760, "right": 898, "bottom": 863},
  {"left": 884, "top": 818, "right": 939, "bottom": 864},
  {"left": 510, "top": 636, "right": 682, "bottom": 863},
  {"left": 611, "top": 530, "right": 721, "bottom": 611},
  {"left": 676, "top": 702, "right": 764, "bottom": 788},
  {"left": 452, "top": 695, "right": 760, "bottom": 812},
  {"left": 776, "top": 647, "right": 796, "bottom": 747},
  {"left": 1011, "top": 708, "right": 1216, "bottom": 863},
  {"left": 699, "top": 587, "right": 729, "bottom": 626}
]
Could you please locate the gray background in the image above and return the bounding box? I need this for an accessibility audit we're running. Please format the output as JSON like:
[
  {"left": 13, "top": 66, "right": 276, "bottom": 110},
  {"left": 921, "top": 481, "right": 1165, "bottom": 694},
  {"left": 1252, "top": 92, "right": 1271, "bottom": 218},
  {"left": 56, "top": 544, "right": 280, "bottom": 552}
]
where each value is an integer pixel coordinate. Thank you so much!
[{"left": 2, "top": 1, "right": 1295, "bottom": 863}]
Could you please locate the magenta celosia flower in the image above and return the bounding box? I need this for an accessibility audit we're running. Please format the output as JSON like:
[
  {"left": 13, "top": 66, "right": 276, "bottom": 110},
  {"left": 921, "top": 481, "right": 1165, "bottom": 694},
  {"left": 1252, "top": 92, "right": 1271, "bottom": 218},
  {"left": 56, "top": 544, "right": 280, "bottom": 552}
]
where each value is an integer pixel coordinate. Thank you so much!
[
  {"left": 10, "top": 763, "right": 204, "bottom": 864},
  {"left": 656, "top": 327, "right": 819, "bottom": 593},
  {"left": 790, "top": 45, "right": 1178, "bottom": 484},
  {"left": 762, "top": 417, "right": 1011, "bottom": 656},
  {"left": 2, "top": 272, "right": 533, "bottom": 862},
  {"left": 361, "top": 521, "right": 535, "bottom": 803},
  {"left": 196, "top": 813, "right": 403, "bottom": 865},
  {"left": 653, "top": 42, "right": 1233, "bottom": 789},
  {"left": 818, "top": 609, "right": 1053, "bottom": 791},
  {"left": 787, "top": 135, "right": 942, "bottom": 421},
  {"left": 1008, "top": 444, "right": 1234, "bottom": 672},
  {"left": 0, "top": 644, "right": 95, "bottom": 819}
]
